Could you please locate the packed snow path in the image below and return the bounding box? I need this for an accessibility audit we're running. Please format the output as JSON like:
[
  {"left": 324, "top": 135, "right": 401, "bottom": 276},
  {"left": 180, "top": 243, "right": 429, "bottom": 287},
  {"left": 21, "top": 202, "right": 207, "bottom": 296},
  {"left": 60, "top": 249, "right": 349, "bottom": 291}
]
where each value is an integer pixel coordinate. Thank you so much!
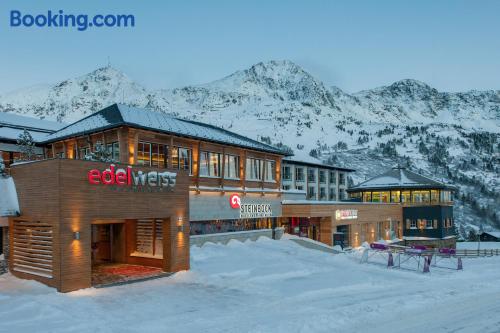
[{"left": 1, "top": 238, "right": 500, "bottom": 333}]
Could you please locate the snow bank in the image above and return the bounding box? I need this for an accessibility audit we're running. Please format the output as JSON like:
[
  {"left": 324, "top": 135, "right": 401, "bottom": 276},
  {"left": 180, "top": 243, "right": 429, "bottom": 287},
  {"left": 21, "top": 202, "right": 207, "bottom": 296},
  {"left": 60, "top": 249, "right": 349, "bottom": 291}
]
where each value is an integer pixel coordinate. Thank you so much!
[{"left": 1, "top": 238, "right": 500, "bottom": 332}]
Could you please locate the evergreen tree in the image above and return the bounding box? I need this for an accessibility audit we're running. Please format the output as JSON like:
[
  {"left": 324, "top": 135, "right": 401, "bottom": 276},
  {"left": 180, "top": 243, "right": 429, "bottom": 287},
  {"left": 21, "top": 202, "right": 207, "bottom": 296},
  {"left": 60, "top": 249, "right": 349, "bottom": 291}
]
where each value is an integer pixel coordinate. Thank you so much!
[{"left": 17, "top": 129, "right": 37, "bottom": 161}]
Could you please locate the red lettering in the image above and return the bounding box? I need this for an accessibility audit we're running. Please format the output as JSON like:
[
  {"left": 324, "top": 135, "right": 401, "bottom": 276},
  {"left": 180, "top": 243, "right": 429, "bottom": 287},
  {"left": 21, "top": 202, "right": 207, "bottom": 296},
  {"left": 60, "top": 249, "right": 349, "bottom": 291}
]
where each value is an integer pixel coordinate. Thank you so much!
[
  {"left": 101, "top": 165, "right": 115, "bottom": 185},
  {"left": 127, "top": 166, "right": 132, "bottom": 185},
  {"left": 116, "top": 170, "right": 127, "bottom": 185},
  {"left": 88, "top": 169, "right": 101, "bottom": 184}
]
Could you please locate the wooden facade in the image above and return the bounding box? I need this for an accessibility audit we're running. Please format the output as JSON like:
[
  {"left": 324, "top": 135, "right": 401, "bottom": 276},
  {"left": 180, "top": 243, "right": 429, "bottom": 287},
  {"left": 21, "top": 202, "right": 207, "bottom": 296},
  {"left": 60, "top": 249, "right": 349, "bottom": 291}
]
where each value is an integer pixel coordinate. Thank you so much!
[
  {"left": 49, "top": 126, "right": 282, "bottom": 192},
  {"left": 282, "top": 203, "right": 403, "bottom": 247},
  {"left": 10, "top": 159, "right": 190, "bottom": 292}
]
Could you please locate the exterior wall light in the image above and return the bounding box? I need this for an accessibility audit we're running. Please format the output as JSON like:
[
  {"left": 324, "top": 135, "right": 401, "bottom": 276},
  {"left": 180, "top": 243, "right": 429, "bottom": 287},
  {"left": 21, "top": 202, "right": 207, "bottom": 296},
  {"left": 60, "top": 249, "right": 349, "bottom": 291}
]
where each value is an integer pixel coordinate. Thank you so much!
[
  {"left": 73, "top": 231, "right": 81, "bottom": 240},
  {"left": 177, "top": 217, "right": 184, "bottom": 232}
]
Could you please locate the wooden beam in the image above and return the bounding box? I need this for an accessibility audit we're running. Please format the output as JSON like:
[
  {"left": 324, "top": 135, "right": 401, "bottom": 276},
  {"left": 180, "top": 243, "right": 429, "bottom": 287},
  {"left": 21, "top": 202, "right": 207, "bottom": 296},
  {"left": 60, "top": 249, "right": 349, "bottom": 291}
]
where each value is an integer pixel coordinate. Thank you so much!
[{"left": 220, "top": 147, "right": 226, "bottom": 189}]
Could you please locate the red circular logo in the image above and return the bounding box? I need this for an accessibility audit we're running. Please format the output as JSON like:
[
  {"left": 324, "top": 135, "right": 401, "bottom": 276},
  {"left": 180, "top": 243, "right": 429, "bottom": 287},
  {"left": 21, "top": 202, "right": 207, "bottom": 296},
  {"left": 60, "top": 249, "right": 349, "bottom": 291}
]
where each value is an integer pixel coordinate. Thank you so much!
[{"left": 229, "top": 194, "right": 241, "bottom": 209}]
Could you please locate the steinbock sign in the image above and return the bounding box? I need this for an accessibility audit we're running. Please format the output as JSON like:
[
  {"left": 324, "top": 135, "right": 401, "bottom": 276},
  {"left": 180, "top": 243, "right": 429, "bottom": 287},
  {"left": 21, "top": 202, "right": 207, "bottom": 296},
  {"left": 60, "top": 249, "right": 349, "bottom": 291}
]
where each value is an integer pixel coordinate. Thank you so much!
[
  {"left": 335, "top": 209, "right": 358, "bottom": 220},
  {"left": 87, "top": 165, "right": 176, "bottom": 192},
  {"left": 229, "top": 194, "right": 273, "bottom": 218}
]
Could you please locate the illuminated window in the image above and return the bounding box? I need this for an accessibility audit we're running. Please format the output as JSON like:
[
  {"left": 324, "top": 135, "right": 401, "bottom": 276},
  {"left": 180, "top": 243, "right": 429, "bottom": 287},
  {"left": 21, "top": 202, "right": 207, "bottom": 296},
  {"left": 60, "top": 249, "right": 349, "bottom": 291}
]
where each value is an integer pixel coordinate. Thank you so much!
[
  {"left": 137, "top": 142, "right": 167, "bottom": 168},
  {"left": 401, "top": 191, "right": 411, "bottom": 203},
  {"left": 391, "top": 191, "right": 401, "bottom": 203},
  {"left": 410, "top": 220, "right": 417, "bottom": 228}
]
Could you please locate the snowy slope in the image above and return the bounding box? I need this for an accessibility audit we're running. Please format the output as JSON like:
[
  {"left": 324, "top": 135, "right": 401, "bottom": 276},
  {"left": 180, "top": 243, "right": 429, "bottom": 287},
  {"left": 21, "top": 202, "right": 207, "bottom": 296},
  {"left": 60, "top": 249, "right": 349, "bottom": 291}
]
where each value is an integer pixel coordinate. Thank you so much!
[
  {"left": 0, "top": 60, "right": 498, "bottom": 233},
  {"left": 1, "top": 238, "right": 500, "bottom": 332}
]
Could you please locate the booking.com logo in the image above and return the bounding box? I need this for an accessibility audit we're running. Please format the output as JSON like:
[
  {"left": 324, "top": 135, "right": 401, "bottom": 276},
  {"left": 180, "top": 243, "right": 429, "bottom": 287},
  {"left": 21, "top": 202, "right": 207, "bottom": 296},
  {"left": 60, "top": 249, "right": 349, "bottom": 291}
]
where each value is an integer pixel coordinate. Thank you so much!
[{"left": 10, "top": 10, "right": 135, "bottom": 31}]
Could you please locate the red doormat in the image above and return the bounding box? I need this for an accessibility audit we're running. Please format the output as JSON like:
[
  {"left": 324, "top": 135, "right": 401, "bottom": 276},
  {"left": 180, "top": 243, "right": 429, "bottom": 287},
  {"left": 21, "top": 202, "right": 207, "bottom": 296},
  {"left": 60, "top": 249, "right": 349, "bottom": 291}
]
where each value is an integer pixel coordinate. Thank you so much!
[
  {"left": 101, "top": 265, "right": 162, "bottom": 277},
  {"left": 92, "top": 264, "right": 165, "bottom": 286}
]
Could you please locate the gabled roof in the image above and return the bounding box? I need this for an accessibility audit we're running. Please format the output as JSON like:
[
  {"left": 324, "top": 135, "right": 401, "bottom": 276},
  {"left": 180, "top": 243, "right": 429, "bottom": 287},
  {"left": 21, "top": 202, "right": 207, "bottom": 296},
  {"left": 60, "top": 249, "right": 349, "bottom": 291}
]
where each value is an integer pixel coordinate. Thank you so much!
[
  {"left": 0, "top": 112, "right": 64, "bottom": 142},
  {"left": 347, "top": 166, "right": 456, "bottom": 192},
  {"left": 41, "top": 104, "right": 290, "bottom": 155},
  {"left": 283, "top": 157, "right": 355, "bottom": 172}
]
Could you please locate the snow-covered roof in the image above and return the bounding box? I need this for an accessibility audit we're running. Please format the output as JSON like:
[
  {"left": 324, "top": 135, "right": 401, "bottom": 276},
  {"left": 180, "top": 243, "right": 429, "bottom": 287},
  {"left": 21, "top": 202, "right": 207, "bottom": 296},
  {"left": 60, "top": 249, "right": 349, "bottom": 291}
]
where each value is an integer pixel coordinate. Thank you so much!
[
  {"left": 347, "top": 166, "right": 456, "bottom": 192},
  {"left": 42, "top": 104, "right": 289, "bottom": 155},
  {"left": 483, "top": 231, "right": 500, "bottom": 239},
  {"left": 282, "top": 157, "right": 355, "bottom": 172},
  {"left": 0, "top": 112, "right": 64, "bottom": 143},
  {"left": 0, "top": 177, "right": 19, "bottom": 216}
]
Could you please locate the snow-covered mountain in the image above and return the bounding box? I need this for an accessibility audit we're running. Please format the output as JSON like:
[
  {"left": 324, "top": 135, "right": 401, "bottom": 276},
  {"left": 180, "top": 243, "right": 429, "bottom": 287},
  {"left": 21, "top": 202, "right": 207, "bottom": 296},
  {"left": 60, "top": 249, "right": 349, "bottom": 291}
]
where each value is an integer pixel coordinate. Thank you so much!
[{"left": 0, "top": 60, "right": 498, "bottom": 236}]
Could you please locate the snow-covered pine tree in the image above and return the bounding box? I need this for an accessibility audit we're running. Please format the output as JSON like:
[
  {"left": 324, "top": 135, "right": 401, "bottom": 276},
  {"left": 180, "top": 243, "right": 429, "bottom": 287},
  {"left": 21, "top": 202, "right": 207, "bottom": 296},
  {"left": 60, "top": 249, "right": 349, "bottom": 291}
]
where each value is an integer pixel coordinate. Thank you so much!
[
  {"left": 0, "top": 155, "right": 7, "bottom": 177},
  {"left": 84, "top": 141, "right": 113, "bottom": 162},
  {"left": 16, "top": 129, "right": 36, "bottom": 161}
]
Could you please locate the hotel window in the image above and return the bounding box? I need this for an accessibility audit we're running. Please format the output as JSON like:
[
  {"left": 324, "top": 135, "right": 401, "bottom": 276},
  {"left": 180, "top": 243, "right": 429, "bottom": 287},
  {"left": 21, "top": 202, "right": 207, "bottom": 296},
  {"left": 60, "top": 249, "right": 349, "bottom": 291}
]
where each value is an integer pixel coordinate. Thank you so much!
[
  {"left": 172, "top": 147, "right": 192, "bottom": 174},
  {"left": 339, "top": 173, "right": 346, "bottom": 185},
  {"left": 329, "top": 171, "right": 337, "bottom": 184},
  {"left": 282, "top": 166, "right": 292, "bottom": 180},
  {"left": 441, "top": 191, "right": 452, "bottom": 202},
  {"left": 137, "top": 142, "right": 167, "bottom": 168},
  {"left": 431, "top": 190, "right": 439, "bottom": 203},
  {"left": 329, "top": 187, "right": 337, "bottom": 201},
  {"left": 426, "top": 219, "right": 433, "bottom": 229},
  {"left": 295, "top": 167, "right": 305, "bottom": 181},
  {"left": 339, "top": 189, "right": 346, "bottom": 200},
  {"left": 79, "top": 147, "right": 91, "bottom": 159},
  {"left": 363, "top": 192, "right": 372, "bottom": 202},
  {"left": 200, "top": 151, "right": 221, "bottom": 177},
  {"left": 296, "top": 185, "right": 304, "bottom": 191},
  {"left": 401, "top": 191, "right": 411, "bottom": 203},
  {"left": 319, "top": 187, "right": 327, "bottom": 200},
  {"left": 391, "top": 191, "right": 401, "bottom": 203},
  {"left": 224, "top": 154, "right": 240, "bottom": 179},
  {"left": 380, "top": 191, "right": 390, "bottom": 203},
  {"left": 307, "top": 168, "right": 316, "bottom": 182},
  {"left": 372, "top": 192, "right": 381, "bottom": 202},
  {"left": 410, "top": 220, "right": 417, "bottom": 229},
  {"left": 282, "top": 185, "right": 291, "bottom": 191},
  {"left": 307, "top": 186, "right": 316, "bottom": 199},
  {"left": 106, "top": 142, "right": 120, "bottom": 162},
  {"left": 246, "top": 158, "right": 263, "bottom": 181},
  {"left": 319, "top": 170, "right": 326, "bottom": 183},
  {"left": 134, "top": 219, "right": 163, "bottom": 258},
  {"left": 264, "top": 160, "right": 276, "bottom": 182}
]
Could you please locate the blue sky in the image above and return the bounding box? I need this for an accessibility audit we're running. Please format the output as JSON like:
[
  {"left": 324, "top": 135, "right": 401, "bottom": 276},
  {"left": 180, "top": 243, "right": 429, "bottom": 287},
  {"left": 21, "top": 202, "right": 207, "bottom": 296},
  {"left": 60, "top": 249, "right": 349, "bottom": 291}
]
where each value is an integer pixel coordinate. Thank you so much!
[{"left": 0, "top": 0, "right": 499, "bottom": 94}]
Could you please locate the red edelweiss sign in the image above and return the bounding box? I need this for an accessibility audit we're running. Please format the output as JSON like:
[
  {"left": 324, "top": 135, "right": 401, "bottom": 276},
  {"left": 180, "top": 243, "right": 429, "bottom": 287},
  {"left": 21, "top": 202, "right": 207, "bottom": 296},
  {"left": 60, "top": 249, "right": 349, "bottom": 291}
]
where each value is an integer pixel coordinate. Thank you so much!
[
  {"left": 87, "top": 164, "right": 176, "bottom": 189},
  {"left": 229, "top": 194, "right": 241, "bottom": 209}
]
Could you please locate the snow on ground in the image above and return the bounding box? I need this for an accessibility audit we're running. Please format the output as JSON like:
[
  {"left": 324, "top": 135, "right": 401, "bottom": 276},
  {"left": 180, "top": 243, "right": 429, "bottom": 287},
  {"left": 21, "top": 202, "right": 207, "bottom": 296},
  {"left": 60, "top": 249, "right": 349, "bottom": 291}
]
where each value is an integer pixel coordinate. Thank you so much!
[{"left": 1, "top": 237, "right": 500, "bottom": 333}]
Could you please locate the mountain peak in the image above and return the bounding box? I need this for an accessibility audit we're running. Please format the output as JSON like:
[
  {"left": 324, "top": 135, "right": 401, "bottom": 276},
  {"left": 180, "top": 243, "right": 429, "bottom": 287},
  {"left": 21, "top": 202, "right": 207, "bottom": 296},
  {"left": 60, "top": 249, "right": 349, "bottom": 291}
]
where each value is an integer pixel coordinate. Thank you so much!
[{"left": 389, "top": 79, "right": 434, "bottom": 91}]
